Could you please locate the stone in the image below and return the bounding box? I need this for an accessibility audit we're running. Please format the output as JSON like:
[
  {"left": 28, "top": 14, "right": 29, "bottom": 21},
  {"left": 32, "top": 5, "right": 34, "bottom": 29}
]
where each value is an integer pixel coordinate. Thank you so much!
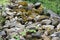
[
  {"left": 26, "top": 25, "right": 36, "bottom": 29},
  {"left": 47, "top": 10, "right": 60, "bottom": 18},
  {"left": 52, "top": 37, "right": 60, "bottom": 40},
  {"left": 42, "top": 35, "right": 51, "bottom": 40},
  {"left": 20, "top": 36, "right": 25, "bottom": 40},
  {"left": 2, "top": 11, "right": 7, "bottom": 17},
  {"left": 57, "top": 23, "right": 60, "bottom": 30},
  {"left": 17, "top": 18, "right": 23, "bottom": 22},
  {"left": 6, "top": 11, "right": 14, "bottom": 16},
  {"left": 26, "top": 22, "right": 40, "bottom": 29},
  {"left": 50, "top": 18, "right": 59, "bottom": 26},
  {"left": 50, "top": 33, "right": 56, "bottom": 37},
  {"left": 41, "top": 19, "right": 51, "bottom": 25},
  {"left": 7, "top": 4, "right": 14, "bottom": 9},
  {"left": 1, "top": 1, "right": 60, "bottom": 40},
  {"left": 28, "top": 3, "right": 34, "bottom": 10},
  {"left": 0, "top": 31, "right": 6, "bottom": 36},
  {"left": 41, "top": 25, "right": 55, "bottom": 30},
  {"left": 50, "top": 31, "right": 60, "bottom": 37},
  {"left": 14, "top": 16, "right": 18, "bottom": 20},
  {"left": 26, "top": 21, "right": 33, "bottom": 26},
  {"left": 39, "top": 15, "right": 49, "bottom": 21},
  {"left": 18, "top": 1, "right": 28, "bottom": 6},
  {"left": 35, "top": 2, "right": 41, "bottom": 9},
  {"left": 35, "top": 2, "right": 41, "bottom": 6},
  {"left": 18, "top": 5, "right": 23, "bottom": 8},
  {"left": 9, "top": 32, "right": 18, "bottom": 38},
  {"left": 0, "top": 26, "right": 3, "bottom": 29},
  {"left": 0, "top": 36, "right": 3, "bottom": 40},
  {"left": 31, "top": 32, "right": 41, "bottom": 38},
  {"left": 0, "top": 5, "right": 2, "bottom": 9},
  {"left": 5, "top": 7, "right": 11, "bottom": 11},
  {"left": 16, "top": 12, "right": 22, "bottom": 15},
  {"left": 9, "top": 38, "right": 16, "bottom": 40},
  {"left": 34, "top": 15, "right": 40, "bottom": 21},
  {"left": 6, "top": 15, "right": 13, "bottom": 19},
  {"left": 26, "top": 35, "right": 32, "bottom": 39},
  {"left": 3, "top": 20, "right": 10, "bottom": 28},
  {"left": 36, "top": 23, "right": 41, "bottom": 27},
  {"left": 5, "top": 28, "right": 16, "bottom": 33}
]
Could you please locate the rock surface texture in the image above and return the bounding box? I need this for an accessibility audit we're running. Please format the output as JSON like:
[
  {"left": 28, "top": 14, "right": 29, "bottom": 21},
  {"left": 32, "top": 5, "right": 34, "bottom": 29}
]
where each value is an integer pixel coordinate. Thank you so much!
[{"left": 0, "top": 0, "right": 60, "bottom": 40}]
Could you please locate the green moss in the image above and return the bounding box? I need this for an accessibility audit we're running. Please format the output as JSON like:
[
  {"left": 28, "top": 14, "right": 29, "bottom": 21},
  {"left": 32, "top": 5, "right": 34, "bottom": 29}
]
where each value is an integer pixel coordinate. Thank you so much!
[
  {"left": 27, "top": 29, "right": 36, "bottom": 33},
  {"left": 20, "top": 31, "right": 26, "bottom": 36},
  {"left": 12, "top": 35, "right": 20, "bottom": 40}
]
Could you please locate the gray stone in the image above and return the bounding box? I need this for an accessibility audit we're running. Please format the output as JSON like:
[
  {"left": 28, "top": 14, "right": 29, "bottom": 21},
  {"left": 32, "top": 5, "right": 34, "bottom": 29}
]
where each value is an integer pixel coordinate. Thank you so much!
[
  {"left": 35, "top": 2, "right": 41, "bottom": 6},
  {"left": 26, "top": 35, "right": 32, "bottom": 39},
  {"left": 26, "top": 21, "right": 33, "bottom": 26},
  {"left": 6, "top": 11, "right": 15, "bottom": 16},
  {"left": 2, "top": 11, "right": 7, "bottom": 16},
  {"left": 51, "top": 18, "right": 59, "bottom": 26},
  {"left": 26, "top": 22, "right": 40, "bottom": 29},
  {"left": 20, "top": 36, "right": 25, "bottom": 40},
  {"left": 35, "top": 2, "right": 41, "bottom": 9},
  {"left": 0, "top": 5, "right": 3, "bottom": 10},
  {"left": 9, "top": 38, "right": 16, "bottom": 40},
  {"left": 0, "top": 31, "right": 6, "bottom": 36},
  {"left": 28, "top": 3, "right": 34, "bottom": 10},
  {"left": 47, "top": 10, "right": 60, "bottom": 18},
  {"left": 5, "top": 7, "right": 11, "bottom": 11},
  {"left": 52, "top": 37, "right": 60, "bottom": 40},
  {"left": 51, "top": 31, "right": 60, "bottom": 37},
  {"left": 31, "top": 32, "right": 41, "bottom": 38},
  {"left": 3, "top": 20, "right": 10, "bottom": 28},
  {"left": 57, "top": 23, "right": 60, "bottom": 30},
  {"left": 18, "top": 5, "right": 23, "bottom": 8},
  {"left": 42, "top": 25, "right": 55, "bottom": 30},
  {"left": 41, "top": 19, "right": 51, "bottom": 25},
  {"left": 34, "top": 15, "right": 40, "bottom": 21},
  {"left": 26, "top": 24, "right": 35, "bottom": 29}
]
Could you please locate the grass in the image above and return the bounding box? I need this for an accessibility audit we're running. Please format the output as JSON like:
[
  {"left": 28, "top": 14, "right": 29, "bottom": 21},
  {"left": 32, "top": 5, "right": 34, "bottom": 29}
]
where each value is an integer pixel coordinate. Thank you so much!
[
  {"left": 0, "top": 0, "right": 8, "bottom": 5},
  {"left": 39, "top": 0, "right": 60, "bottom": 14}
]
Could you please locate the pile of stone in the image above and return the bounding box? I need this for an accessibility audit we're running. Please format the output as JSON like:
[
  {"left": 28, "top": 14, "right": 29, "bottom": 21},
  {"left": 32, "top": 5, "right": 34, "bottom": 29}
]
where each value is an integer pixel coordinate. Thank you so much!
[{"left": 0, "top": 0, "right": 60, "bottom": 40}]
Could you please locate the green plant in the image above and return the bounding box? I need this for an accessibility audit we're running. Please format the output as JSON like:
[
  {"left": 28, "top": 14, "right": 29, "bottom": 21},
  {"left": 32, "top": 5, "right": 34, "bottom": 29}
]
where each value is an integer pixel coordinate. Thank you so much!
[
  {"left": 27, "top": 29, "right": 36, "bottom": 33},
  {"left": 12, "top": 35, "right": 20, "bottom": 40}
]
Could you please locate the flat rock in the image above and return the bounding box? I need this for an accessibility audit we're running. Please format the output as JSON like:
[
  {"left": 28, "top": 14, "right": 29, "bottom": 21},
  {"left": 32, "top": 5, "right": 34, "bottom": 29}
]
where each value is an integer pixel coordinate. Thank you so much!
[
  {"left": 41, "top": 25, "right": 55, "bottom": 30},
  {"left": 50, "top": 31, "right": 60, "bottom": 37},
  {"left": 31, "top": 32, "right": 41, "bottom": 38},
  {"left": 41, "top": 19, "right": 51, "bottom": 25},
  {"left": 52, "top": 37, "right": 60, "bottom": 40}
]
